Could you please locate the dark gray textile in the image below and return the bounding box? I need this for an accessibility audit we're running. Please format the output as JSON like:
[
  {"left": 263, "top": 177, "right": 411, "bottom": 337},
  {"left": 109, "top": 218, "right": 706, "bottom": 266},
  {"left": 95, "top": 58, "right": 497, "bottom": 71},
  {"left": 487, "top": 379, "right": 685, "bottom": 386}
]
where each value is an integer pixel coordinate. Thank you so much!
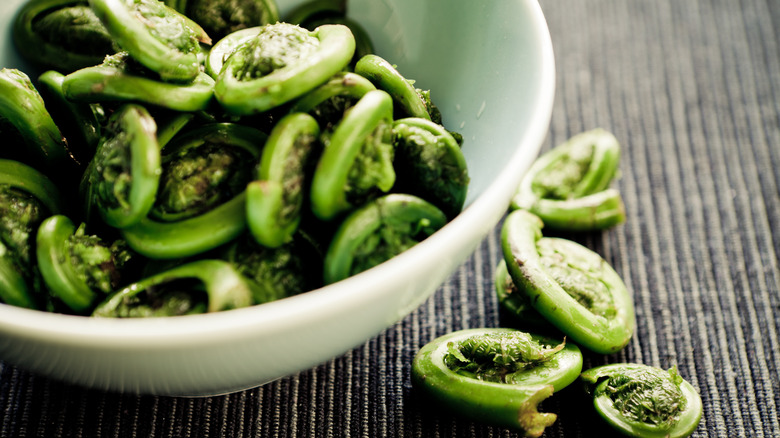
[{"left": 2, "top": 0, "right": 779, "bottom": 436}]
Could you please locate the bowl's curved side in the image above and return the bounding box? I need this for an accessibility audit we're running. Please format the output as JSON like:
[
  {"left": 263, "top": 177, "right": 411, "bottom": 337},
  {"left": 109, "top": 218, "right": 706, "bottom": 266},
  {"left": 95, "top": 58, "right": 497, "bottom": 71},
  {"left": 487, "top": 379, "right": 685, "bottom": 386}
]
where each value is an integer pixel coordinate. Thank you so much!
[{"left": 0, "top": 0, "right": 555, "bottom": 396}]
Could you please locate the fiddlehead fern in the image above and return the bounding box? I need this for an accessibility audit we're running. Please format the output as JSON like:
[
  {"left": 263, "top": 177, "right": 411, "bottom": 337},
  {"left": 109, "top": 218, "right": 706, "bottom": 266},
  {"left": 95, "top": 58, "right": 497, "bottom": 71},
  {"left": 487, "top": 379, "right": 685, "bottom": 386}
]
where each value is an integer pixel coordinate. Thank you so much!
[
  {"left": 36, "top": 214, "right": 134, "bottom": 313},
  {"left": 121, "top": 123, "right": 265, "bottom": 259},
  {"left": 214, "top": 22, "right": 355, "bottom": 115},
  {"left": 580, "top": 363, "right": 703, "bottom": 437},
  {"left": 392, "top": 117, "right": 469, "bottom": 219},
  {"left": 80, "top": 103, "right": 161, "bottom": 229},
  {"left": 62, "top": 52, "right": 215, "bottom": 112},
  {"left": 13, "top": 0, "right": 116, "bottom": 72},
  {"left": 246, "top": 112, "right": 322, "bottom": 248},
  {"left": 501, "top": 209, "right": 635, "bottom": 354},
  {"left": 511, "top": 128, "right": 625, "bottom": 231},
  {"left": 310, "top": 89, "right": 395, "bottom": 221},
  {"left": 89, "top": 0, "right": 211, "bottom": 82},
  {"left": 0, "top": 159, "right": 63, "bottom": 309},
  {"left": 323, "top": 193, "right": 447, "bottom": 283},
  {"left": 412, "top": 328, "right": 582, "bottom": 436}
]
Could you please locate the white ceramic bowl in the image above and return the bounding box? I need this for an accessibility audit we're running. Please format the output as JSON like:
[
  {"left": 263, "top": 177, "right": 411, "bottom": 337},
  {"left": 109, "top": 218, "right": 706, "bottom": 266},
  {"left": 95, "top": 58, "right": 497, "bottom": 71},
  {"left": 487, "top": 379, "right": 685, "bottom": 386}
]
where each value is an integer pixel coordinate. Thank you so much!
[{"left": 0, "top": 0, "right": 554, "bottom": 396}]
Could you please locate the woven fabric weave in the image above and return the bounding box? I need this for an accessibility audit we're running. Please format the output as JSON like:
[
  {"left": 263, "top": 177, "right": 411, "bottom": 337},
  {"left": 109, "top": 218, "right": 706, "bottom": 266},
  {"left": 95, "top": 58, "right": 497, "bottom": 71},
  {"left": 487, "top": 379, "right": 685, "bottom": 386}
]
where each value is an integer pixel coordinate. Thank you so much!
[{"left": 2, "top": 0, "right": 779, "bottom": 436}]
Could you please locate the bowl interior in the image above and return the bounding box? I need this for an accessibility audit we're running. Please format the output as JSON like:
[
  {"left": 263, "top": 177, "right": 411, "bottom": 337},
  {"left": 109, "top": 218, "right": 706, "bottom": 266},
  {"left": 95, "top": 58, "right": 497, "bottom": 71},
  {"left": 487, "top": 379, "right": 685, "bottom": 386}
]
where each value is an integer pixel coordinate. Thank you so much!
[{"left": 0, "top": 0, "right": 554, "bottom": 395}]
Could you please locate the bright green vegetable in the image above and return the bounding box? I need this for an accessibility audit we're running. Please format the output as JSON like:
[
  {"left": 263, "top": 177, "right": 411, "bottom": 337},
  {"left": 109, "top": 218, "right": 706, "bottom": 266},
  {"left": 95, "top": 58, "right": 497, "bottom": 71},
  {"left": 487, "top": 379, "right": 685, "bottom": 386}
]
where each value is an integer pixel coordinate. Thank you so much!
[
  {"left": 323, "top": 193, "right": 447, "bottom": 284},
  {"left": 0, "top": 188, "right": 48, "bottom": 310},
  {"left": 214, "top": 22, "right": 356, "bottom": 115},
  {"left": 412, "top": 327, "right": 582, "bottom": 436},
  {"left": 122, "top": 123, "right": 265, "bottom": 259},
  {"left": 0, "top": 3, "right": 469, "bottom": 319},
  {"left": 354, "top": 54, "right": 440, "bottom": 123},
  {"left": 392, "top": 117, "right": 469, "bottom": 219},
  {"left": 511, "top": 128, "right": 625, "bottom": 231},
  {"left": 92, "top": 259, "right": 254, "bottom": 317},
  {"left": 62, "top": 52, "right": 215, "bottom": 112},
  {"left": 205, "top": 26, "right": 262, "bottom": 78},
  {"left": 122, "top": 193, "right": 246, "bottom": 259},
  {"left": 310, "top": 89, "right": 395, "bottom": 221},
  {"left": 0, "top": 159, "right": 64, "bottom": 216},
  {"left": 247, "top": 112, "right": 321, "bottom": 248},
  {"left": 80, "top": 103, "right": 161, "bottom": 229},
  {"left": 0, "top": 68, "right": 74, "bottom": 175},
  {"left": 12, "top": 0, "right": 116, "bottom": 73},
  {"left": 88, "top": 0, "right": 211, "bottom": 82},
  {"left": 36, "top": 214, "right": 133, "bottom": 313},
  {"left": 0, "top": 159, "right": 63, "bottom": 309},
  {"left": 580, "top": 363, "right": 703, "bottom": 437},
  {"left": 501, "top": 209, "right": 635, "bottom": 354},
  {"left": 151, "top": 122, "right": 263, "bottom": 221}
]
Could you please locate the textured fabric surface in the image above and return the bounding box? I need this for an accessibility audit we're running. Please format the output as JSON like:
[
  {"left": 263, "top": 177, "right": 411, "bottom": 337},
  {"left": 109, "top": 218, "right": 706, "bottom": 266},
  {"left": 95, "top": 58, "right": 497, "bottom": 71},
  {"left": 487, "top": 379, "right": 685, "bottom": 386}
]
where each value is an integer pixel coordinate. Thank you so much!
[{"left": 2, "top": 0, "right": 779, "bottom": 436}]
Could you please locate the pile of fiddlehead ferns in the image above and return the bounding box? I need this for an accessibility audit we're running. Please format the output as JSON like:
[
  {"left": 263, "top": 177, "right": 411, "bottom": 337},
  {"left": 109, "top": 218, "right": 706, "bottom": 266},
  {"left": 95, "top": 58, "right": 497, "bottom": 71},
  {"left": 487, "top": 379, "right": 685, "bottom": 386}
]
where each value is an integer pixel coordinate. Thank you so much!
[
  {"left": 413, "top": 130, "right": 702, "bottom": 437},
  {"left": 0, "top": 0, "right": 469, "bottom": 317}
]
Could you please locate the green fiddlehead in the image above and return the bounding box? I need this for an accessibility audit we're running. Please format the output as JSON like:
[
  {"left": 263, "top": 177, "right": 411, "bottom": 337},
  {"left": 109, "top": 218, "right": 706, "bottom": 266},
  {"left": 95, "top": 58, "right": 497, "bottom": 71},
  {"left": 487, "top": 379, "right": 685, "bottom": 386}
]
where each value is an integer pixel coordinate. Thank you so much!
[
  {"left": 284, "top": 0, "right": 372, "bottom": 68},
  {"left": 412, "top": 328, "right": 582, "bottom": 436},
  {"left": 246, "top": 112, "right": 322, "bottom": 248},
  {"left": 121, "top": 123, "right": 265, "bottom": 259},
  {"left": 80, "top": 103, "right": 161, "bottom": 229},
  {"left": 310, "top": 89, "right": 395, "bottom": 221},
  {"left": 88, "top": 0, "right": 211, "bottom": 82},
  {"left": 214, "top": 22, "right": 355, "bottom": 115},
  {"left": 511, "top": 128, "right": 625, "bottom": 231},
  {"left": 0, "top": 68, "right": 74, "bottom": 176},
  {"left": 494, "top": 260, "right": 551, "bottom": 329},
  {"left": 501, "top": 209, "right": 635, "bottom": 354},
  {"left": 37, "top": 70, "right": 103, "bottom": 165},
  {"left": 0, "top": 159, "right": 63, "bottom": 309},
  {"left": 13, "top": 0, "right": 116, "bottom": 73},
  {"left": 36, "top": 214, "right": 134, "bottom": 313},
  {"left": 580, "top": 363, "right": 703, "bottom": 437},
  {"left": 288, "top": 71, "right": 376, "bottom": 131},
  {"left": 354, "top": 54, "right": 441, "bottom": 123},
  {"left": 392, "top": 117, "right": 469, "bottom": 219},
  {"left": 323, "top": 193, "right": 447, "bottom": 284},
  {"left": 62, "top": 52, "right": 215, "bottom": 112},
  {"left": 223, "top": 231, "right": 323, "bottom": 304}
]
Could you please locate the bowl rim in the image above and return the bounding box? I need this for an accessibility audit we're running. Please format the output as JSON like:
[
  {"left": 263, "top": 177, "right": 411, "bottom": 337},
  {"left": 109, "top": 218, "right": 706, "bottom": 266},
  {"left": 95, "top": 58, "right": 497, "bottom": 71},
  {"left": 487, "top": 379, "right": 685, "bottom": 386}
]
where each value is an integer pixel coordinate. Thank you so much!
[{"left": 0, "top": 0, "right": 556, "bottom": 351}]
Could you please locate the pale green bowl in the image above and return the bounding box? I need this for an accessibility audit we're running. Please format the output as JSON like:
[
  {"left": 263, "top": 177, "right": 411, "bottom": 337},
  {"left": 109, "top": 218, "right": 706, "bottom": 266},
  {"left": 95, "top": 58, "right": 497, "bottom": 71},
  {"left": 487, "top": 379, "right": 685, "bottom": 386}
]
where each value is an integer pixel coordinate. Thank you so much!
[{"left": 0, "top": 0, "right": 555, "bottom": 396}]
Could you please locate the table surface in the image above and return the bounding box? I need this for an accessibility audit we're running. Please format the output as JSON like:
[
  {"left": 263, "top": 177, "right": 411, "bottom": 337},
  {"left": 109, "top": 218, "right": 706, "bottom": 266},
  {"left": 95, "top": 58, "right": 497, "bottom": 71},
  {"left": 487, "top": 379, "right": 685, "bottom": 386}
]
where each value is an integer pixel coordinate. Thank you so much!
[{"left": 2, "top": 0, "right": 779, "bottom": 436}]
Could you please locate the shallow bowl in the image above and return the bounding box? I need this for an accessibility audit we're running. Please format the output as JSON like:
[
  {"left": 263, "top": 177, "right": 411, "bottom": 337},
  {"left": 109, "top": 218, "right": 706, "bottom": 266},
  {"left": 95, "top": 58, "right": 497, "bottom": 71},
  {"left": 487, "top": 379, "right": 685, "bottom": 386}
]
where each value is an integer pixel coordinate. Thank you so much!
[{"left": 0, "top": 0, "right": 554, "bottom": 396}]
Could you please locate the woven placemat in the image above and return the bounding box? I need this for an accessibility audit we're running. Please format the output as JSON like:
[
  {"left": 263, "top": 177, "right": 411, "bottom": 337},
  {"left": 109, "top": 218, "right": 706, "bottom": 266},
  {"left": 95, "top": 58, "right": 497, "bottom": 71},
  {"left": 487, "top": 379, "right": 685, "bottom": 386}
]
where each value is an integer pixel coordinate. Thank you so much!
[{"left": 2, "top": 0, "right": 779, "bottom": 436}]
